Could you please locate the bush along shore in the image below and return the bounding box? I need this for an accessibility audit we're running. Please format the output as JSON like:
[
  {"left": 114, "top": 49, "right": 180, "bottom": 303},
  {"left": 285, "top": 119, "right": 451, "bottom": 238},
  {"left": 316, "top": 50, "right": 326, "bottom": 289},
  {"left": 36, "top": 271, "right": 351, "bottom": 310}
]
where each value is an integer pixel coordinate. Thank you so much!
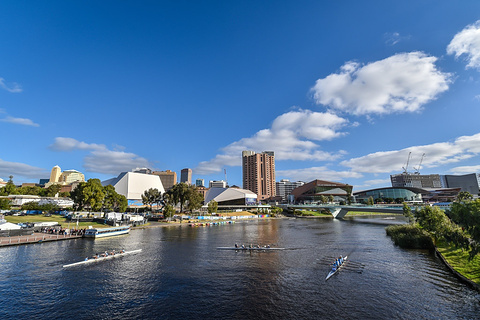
[{"left": 386, "top": 197, "right": 480, "bottom": 289}]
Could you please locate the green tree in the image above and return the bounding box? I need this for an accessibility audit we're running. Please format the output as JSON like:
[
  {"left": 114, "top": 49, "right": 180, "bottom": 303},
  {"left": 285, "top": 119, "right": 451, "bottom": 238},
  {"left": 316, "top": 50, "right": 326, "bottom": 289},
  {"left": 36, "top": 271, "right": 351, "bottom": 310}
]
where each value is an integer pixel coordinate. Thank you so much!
[
  {"left": 21, "top": 201, "right": 40, "bottom": 211},
  {"left": 141, "top": 188, "right": 162, "bottom": 212},
  {"left": 457, "top": 191, "right": 473, "bottom": 203},
  {"left": 70, "top": 182, "right": 87, "bottom": 210},
  {"left": 186, "top": 186, "right": 203, "bottom": 213},
  {"left": 448, "top": 199, "right": 480, "bottom": 258},
  {"left": 103, "top": 185, "right": 128, "bottom": 212},
  {"left": 367, "top": 196, "right": 374, "bottom": 206},
  {"left": 163, "top": 204, "right": 175, "bottom": 220},
  {"left": 414, "top": 206, "right": 454, "bottom": 245},
  {"left": 0, "top": 176, "right": 17, "bottom": 196},
  {"left": 84, "top": 179, "right": 105, "bottom": 211},
  {"left": 320, "top": 195, "right": 327, "bottom": 204},
  {"left": 403, "top": 202, "right": 415, "bottom": 222},
  {"left": 0, "top": 198, "right": 11, "bottom": 210},
  {"left": 44, "top": 184, "right": 62, "bottom": 197},
  {"left": 71, "top": 179, "right": 106, "bottom": 211},
  {"left": 207, "top": 200, "right": 218, "bottom": 214},
  {"left": 167, "top": 182, "right": 190, "bottom": 212},
  {"left": 328, "top": 195, "right": 334, "bottom": 203}
]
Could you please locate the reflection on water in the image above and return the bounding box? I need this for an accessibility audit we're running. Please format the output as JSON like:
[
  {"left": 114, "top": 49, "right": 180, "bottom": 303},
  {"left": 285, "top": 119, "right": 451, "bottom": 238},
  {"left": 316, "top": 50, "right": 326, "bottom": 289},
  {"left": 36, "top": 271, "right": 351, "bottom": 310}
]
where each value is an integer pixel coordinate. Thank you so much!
[{"left": 1, "top": 217, "right": 479, "bottom": 319}]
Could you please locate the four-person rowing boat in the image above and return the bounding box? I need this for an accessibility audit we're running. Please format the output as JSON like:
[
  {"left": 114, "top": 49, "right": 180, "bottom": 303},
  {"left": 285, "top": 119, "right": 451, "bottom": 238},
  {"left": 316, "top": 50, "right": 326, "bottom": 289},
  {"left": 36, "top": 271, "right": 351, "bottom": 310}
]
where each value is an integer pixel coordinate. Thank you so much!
[
  {"left": 325, "top": 255, "right": 348, "bottom": 280},
  {"left": 63, "top": 249, "right": 142, "bottom": 268}
]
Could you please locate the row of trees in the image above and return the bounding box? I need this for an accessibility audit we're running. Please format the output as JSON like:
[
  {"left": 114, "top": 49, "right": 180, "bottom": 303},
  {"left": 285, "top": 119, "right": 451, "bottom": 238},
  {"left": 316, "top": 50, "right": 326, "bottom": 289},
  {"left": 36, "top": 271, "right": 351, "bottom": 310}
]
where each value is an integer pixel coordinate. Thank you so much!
[
  {"left": 70, "top": 179, "right": 128, "bottom": 212},
  {"left": 387, "top": 193, "right": 479, "bottom": 259},
  {"left": 0, "top": 176, "right": 67, "bottom": 198},
  {"left": 141, "top": 182, "right": 204, "bottom": 218}
]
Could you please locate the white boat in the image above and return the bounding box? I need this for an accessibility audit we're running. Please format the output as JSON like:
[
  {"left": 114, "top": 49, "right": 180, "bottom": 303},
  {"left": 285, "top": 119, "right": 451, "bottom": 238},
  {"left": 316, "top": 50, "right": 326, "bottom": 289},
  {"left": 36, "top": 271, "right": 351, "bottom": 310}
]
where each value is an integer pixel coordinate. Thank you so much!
[
  {"left": 325, "top": 255, "right": 348, "bottom": 280},
  {"left": 63, "top": 249, "right": 142, "bottom": 268},
  {"left": 217, "top": 246, "right": 285, "bottom": 251},
  {"left": 84, "top": 226, "right": 130, "bottom": 238}
]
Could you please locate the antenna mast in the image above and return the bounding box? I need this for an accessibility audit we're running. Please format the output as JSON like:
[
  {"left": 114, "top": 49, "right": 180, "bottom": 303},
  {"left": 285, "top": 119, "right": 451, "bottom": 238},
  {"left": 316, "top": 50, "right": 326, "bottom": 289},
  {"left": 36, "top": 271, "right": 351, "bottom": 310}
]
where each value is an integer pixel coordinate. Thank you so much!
[{"left": 402, "top": 152, "right": 411, "bottom": 174}]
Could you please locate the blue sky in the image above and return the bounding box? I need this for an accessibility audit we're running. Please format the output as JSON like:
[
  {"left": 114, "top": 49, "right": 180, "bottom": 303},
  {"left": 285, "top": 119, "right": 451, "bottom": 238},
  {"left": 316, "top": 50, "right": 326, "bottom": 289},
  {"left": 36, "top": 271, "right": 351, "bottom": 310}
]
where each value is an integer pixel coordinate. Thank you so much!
[{"left": 2, "top": 1, "right": 480, "bottom": 191}]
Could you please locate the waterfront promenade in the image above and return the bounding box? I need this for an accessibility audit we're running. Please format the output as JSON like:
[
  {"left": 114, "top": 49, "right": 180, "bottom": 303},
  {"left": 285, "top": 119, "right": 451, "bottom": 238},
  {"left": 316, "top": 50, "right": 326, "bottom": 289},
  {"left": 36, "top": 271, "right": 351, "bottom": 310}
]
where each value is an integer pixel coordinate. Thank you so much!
[{"left": 0, "top": 233, "right": 82, "bottom": 247}]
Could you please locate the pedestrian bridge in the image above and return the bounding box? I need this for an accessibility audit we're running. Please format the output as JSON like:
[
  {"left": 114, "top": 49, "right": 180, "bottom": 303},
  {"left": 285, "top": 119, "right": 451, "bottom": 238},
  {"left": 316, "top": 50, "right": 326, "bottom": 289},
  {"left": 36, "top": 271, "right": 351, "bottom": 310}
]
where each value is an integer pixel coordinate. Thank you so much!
[{"left": 281, "top": 204, "right": 405, "bottom": 219}]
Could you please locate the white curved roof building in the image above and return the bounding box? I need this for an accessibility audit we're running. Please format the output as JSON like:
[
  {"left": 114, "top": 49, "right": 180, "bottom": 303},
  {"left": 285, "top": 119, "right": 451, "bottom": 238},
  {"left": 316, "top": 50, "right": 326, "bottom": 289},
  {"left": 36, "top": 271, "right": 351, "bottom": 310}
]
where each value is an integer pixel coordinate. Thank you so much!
[
  {"left": 204, "top": 187, "right": 257, "bottom": 206},
  {"left": 102, "top": 172, "right": 165, "bottom": 200}
]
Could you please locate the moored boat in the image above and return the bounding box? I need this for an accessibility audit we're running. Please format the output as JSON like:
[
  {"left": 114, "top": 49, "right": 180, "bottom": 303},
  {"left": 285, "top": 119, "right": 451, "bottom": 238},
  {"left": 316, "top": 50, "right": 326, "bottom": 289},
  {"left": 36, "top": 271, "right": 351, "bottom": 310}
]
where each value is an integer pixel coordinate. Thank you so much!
[
  {"left": 325, "top": 255, "right": 348, "bottom": 280},
  {"left": 63, "top": 249, "right": 142, "bottom": 268},
  {"left": 84, "top": 226, "right": 130, "bottom": 238}
]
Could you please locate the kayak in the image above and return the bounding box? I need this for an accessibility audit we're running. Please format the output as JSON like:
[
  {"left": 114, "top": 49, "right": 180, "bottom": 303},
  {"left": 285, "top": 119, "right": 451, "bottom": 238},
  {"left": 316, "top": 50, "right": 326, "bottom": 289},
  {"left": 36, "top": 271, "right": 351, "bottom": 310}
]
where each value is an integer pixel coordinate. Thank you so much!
[{"left": 325, "top": 255, "right": 348, "bottom": 280}]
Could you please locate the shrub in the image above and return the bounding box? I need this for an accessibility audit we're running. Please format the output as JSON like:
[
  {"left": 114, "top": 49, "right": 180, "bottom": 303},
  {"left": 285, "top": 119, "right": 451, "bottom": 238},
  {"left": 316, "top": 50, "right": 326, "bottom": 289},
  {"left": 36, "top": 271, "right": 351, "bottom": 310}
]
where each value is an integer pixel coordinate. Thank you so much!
[{"left": 386, "top": 224, "right": 434, "bottom": 250}]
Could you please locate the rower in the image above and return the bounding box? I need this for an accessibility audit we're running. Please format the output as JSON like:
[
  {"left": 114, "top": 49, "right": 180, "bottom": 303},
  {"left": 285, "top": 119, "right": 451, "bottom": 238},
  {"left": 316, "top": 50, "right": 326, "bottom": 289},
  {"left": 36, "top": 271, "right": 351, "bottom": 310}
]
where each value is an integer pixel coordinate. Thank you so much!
[{"left": 235, "top": 243, "right": 238, "bottom": 248}]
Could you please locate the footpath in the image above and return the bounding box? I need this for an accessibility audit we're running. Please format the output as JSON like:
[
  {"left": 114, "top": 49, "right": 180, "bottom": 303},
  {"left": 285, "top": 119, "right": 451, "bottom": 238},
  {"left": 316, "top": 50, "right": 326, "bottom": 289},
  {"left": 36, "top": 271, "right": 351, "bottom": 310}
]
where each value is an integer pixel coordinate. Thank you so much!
[{"left": 0, "top": 233, "right": 83, "bottom": 247}]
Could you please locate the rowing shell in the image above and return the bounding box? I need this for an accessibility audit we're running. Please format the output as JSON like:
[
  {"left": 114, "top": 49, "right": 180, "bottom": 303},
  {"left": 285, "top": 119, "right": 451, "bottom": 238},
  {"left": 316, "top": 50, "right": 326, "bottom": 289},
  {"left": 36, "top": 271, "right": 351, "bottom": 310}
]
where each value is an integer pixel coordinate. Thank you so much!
[
  {"left": 325, "top": 255, "right": 348, "bottom": 280},
  {"left": 63, "top": 249, "right": 142, "bottom": 268},
  {"left": 217, "top": 247, "right": 285, "bottom": 251}
]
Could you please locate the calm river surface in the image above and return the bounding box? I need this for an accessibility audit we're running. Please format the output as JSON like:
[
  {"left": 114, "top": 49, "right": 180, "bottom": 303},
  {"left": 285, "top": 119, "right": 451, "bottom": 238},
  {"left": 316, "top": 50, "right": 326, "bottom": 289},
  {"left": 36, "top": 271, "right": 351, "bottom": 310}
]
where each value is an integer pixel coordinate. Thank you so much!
[{"left": 1, "top": 216, "right": 479, "bottom": 319}]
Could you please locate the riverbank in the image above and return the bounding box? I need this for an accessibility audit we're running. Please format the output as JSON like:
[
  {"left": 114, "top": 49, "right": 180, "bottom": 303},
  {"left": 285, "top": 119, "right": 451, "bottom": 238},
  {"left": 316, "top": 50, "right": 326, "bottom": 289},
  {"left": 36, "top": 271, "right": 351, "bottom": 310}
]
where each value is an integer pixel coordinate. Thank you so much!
[{"left": 435, "top": 241, "right": 480, "bottom": 290}]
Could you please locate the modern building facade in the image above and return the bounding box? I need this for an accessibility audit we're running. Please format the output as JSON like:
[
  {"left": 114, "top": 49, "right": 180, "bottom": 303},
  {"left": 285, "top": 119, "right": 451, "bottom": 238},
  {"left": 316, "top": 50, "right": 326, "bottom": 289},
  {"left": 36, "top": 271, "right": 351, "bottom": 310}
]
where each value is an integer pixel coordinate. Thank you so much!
[
  {"left": 46, "top": 165, "right": 85, "bottom": 187},
  {"left": 290, "top": 179, "right": 353, "bottom": 203},
  {"left": 153, "top": 170, "right": 177, "bottom": 190},
  {"left": 196, "top": 179, "right": 205, "bottom": 187},
  {"left": 242, "top": 150, "right": 276, "bottom": 201},
  {"left": 390, "top": 173, "right": 442, "bottom": 188},
  {"left": 276, "top": 179, "right": 304, "bottom": 202},
  {"left": 441, "top": 173, "right": 480, "bottom": 196},
  {"left": 181, "top": 168, "right": 192, "bottom": 185},
  {"left": 209, "top": 180, "right": 227, "bottom": 188},
  {"left": 102, "top": 172, "right": 165, "bottom": 204},
  {"left": 353, "top": 186, "right": 461, "bottom": 203}
]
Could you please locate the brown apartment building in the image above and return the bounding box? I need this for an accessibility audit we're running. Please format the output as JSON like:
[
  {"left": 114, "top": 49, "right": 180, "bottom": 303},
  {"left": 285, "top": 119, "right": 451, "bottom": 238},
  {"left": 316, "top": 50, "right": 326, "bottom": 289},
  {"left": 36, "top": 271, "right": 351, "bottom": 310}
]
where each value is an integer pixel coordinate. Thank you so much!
[{"left": 242, "top": 150, "right": 276, "bottom": 201}]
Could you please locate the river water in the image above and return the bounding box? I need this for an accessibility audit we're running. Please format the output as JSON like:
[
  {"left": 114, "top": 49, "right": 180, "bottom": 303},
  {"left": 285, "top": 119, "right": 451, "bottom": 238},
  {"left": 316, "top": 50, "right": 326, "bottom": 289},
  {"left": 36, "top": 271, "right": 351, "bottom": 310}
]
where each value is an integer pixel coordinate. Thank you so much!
[{"left": 1, "top": 216, "right": 479, "bottom": 319}]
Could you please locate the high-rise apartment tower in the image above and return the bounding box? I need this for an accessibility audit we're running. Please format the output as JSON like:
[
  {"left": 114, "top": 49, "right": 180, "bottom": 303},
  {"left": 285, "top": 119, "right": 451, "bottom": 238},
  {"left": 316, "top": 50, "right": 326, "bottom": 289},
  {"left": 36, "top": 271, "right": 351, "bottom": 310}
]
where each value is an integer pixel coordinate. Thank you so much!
[
  {"left": 242, "top": 150, "right": 276, "bottom": 201},
  {"left": 181, "top": 168, "right": 192, "bottom": 185}
]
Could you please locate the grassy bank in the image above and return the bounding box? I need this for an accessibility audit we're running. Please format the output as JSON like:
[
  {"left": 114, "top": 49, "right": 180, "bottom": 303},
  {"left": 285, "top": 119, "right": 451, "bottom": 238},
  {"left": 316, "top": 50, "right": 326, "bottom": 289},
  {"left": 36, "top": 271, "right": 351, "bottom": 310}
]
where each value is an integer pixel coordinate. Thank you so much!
[
  {"left": 5, "top": 214, "right": 108, "bottom": 229},
  {"left": 296, "top": 210, "right": 331, "bottom": 217},
  {"left": 346, "top": 211, "right": 398, "bottom": 216},
  {"left": 436, "top": 240, "right": 480, "bottom": 285}
]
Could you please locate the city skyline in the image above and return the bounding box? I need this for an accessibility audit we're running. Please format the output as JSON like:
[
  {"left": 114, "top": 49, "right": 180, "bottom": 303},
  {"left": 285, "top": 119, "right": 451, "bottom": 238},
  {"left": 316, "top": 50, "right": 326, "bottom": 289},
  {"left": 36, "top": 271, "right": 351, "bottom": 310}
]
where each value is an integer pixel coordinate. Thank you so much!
[{"left": 2, "top": 2, "right": 480, "bottom": 190}]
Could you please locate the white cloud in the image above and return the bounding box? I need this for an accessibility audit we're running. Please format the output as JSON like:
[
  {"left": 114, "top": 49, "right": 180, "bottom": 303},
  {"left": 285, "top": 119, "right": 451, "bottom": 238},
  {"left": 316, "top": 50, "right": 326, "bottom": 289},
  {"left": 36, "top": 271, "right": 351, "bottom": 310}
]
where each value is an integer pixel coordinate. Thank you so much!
[
  {"left": 341, "top": 132, "right": 480, "bottom": 174},
  {"left": 384, "top": 32, "right": 410, "bottom": 46},
  {"left": 195, "top": 109, "right": 350, "bottom": 174},
  {"left": 0, "top": 78, "right": 22, "bottom": 93},
  {"left": 447, "top": 20, "right": 480, "bottom": 69},
  {"left": 50, "top": 137, "right": 152, "bottom": 175},
  {"left": 311, "top": 52, "right": 452, "bottom": 115},
  {"left": 84, "top": 149, "right": 152, "bottom": 175},
  {"left": 49, "top": 137, "right": 106, "bottom": 151},
  {"left": 449, "top": 165, "right": 480, "bottom": 175},
  {"left": 0, "top": 159, "right": 47, "bottom": 181},
  {"left": 1, "top": 116, "right": 39, "bottom": 127},
  {"left": 276, "top": 166, "right": 362, "bottom": 183}
]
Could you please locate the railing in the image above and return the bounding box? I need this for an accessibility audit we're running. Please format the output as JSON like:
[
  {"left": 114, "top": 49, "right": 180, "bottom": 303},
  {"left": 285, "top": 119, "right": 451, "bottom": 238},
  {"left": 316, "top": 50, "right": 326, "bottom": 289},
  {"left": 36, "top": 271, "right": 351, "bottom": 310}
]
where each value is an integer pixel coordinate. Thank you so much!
[{"left": 0, "top": 233, "right": 81, "bottom": 245}]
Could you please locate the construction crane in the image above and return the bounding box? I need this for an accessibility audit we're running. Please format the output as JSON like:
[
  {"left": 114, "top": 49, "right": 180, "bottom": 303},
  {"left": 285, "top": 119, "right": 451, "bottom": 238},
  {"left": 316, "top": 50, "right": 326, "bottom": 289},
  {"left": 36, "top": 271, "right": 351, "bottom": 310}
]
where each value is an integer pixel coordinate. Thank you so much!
[
  {"left": 402, "top": 152, "right": 411, "bottom": 174},
  {"left": 414, "top": 153, "right": 425, "bottom": 175}
]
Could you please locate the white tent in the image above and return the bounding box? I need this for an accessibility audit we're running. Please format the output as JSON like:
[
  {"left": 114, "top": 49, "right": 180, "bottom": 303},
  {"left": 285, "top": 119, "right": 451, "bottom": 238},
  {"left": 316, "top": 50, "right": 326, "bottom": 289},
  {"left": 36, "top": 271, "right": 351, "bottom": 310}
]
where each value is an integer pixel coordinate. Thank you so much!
[{"left": 0, "top": 222, "right": 22, "bottom": 230}]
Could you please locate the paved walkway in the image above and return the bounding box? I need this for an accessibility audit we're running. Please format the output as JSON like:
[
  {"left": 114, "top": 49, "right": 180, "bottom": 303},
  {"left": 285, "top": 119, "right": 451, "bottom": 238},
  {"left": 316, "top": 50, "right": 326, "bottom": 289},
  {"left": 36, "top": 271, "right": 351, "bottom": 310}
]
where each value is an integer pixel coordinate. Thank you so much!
[{"left": 0, "top": 233, "right": 83, "bottom": 247}]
